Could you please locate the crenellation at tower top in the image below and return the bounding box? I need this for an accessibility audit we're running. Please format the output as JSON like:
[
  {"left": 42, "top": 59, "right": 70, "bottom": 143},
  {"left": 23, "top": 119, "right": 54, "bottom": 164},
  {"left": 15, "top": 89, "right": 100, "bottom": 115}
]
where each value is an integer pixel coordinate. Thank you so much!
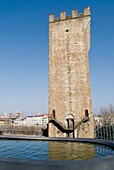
[
  {"left": 60, "top": 11, "right": 66, "bottom": 20},
  {"left": 71, "top": 10, "right": 78, "bottom": 18},
  {"left": 84, "top": 7, "right": 90, "bottom": 15},
  {"left": 49, "top": 7, "right": 90, "bottom": 23}
]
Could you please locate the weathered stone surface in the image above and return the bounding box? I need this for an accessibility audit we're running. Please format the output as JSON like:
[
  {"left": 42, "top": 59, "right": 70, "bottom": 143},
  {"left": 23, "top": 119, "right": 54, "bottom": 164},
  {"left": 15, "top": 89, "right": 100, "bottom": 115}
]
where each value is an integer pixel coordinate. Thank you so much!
[{"left": 48, "top": 7, "right": 94, "bottom": 138}]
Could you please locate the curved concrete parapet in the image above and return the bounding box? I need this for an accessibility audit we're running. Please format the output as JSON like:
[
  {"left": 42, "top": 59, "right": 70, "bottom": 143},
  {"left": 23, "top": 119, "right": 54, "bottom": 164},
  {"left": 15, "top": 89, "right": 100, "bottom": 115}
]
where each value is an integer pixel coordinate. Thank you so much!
[{"left": 0, "top": 136, "right": 114, "bottom": 170}]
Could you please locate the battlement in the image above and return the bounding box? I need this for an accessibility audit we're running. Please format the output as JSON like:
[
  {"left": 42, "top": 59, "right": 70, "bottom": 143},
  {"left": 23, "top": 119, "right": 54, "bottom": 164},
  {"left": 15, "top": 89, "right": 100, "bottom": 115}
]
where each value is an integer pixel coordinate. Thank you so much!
[{"left": 49, "top": 7, "right": 90, "bottom": 23}]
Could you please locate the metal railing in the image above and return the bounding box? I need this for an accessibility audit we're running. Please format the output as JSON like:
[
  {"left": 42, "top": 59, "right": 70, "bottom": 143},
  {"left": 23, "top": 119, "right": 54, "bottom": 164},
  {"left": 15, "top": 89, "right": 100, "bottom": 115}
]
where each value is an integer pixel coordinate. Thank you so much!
[{"left": 94, "top": 117, "right": 114, "bottom": 141}]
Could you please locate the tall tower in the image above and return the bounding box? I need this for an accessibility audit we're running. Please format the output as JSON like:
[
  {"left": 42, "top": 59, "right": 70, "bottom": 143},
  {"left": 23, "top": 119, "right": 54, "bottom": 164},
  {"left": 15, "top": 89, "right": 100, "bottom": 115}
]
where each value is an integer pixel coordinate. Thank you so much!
[{"left": 48, "top": 7, "right": 94, "bottom": 138}]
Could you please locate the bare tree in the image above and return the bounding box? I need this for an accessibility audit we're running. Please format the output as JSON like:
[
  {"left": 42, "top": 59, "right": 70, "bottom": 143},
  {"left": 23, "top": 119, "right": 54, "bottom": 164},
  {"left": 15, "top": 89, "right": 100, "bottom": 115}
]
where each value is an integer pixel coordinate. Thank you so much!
[{"left": 99, "top": 105, "right": 114, "bottom": 125}]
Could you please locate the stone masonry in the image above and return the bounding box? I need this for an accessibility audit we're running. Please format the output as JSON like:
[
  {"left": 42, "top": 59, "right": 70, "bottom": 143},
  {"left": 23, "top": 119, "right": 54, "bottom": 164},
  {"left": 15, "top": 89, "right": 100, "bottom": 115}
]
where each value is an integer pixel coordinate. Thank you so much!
[{"left": 48, "top": 7, "right": 94, "bottom": 138}]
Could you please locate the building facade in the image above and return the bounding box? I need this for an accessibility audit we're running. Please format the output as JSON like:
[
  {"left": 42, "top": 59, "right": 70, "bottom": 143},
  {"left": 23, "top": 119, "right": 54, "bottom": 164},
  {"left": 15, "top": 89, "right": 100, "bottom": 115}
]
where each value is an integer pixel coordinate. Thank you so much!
[
  {"left": 48, "top": 7, "right": 94, "bottom": 138},
  {"left": 13, "top": 114, "right": 48, "bottom": 127}
]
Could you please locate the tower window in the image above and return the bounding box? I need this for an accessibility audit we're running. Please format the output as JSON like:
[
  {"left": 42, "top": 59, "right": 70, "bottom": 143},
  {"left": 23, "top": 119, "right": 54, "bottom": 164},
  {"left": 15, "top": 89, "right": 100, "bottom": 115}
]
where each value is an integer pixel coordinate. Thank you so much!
[{"left": 52, "top": 110, "right": 55, "bottom": 119}]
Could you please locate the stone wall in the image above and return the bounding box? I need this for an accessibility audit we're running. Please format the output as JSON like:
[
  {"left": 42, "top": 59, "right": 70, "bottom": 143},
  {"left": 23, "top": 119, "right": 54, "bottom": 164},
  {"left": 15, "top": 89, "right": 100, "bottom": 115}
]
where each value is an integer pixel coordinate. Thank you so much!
[{"left": 48, "top": 7, "right": 94, "bottom": 138}]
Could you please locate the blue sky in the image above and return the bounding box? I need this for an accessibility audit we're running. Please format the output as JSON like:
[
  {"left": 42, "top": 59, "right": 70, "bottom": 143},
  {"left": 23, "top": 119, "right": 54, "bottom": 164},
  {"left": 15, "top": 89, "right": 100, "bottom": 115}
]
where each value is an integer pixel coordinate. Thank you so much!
[{"left": 0, "top": 0, "right": 114, "bottom": 115}]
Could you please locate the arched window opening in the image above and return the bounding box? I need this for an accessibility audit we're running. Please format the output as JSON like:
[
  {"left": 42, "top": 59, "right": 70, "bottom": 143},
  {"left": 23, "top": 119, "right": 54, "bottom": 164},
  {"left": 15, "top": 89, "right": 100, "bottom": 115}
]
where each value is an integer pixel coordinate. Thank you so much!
[{"left": 52, "top": 110, "right": 55, "bottom": 119}]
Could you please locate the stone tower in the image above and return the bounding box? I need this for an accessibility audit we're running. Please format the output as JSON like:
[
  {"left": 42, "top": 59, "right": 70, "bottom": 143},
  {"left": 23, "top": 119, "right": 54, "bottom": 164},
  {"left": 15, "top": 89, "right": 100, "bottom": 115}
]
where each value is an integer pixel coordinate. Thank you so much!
[{"left": 48, "top": 7, "right": 94, "bottom": 138}]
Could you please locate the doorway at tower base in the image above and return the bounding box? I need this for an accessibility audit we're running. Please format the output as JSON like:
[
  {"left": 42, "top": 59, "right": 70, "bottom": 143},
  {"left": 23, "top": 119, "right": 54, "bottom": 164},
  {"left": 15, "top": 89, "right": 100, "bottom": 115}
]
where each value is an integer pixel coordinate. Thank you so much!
[{"left": 48, "top": 116, "right": 94, "bottom": 138}]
